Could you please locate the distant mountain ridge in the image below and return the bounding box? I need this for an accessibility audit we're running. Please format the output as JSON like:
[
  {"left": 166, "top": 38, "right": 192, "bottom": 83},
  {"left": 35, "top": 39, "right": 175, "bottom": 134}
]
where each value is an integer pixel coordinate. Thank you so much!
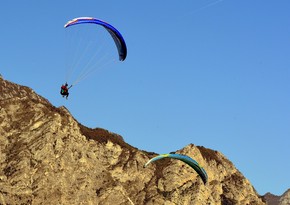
[
  {"left": 0, "top": 75, "right": 287, "bottom": 204},
  {"left": 262, "top": 189, "right": 290, "bottom": 205}
]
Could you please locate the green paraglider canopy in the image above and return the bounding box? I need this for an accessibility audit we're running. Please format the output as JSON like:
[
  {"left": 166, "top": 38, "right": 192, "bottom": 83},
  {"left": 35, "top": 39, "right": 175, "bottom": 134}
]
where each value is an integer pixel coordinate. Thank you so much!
[{"left": 144, "top": 153, "right": 208, "bottom": 184}]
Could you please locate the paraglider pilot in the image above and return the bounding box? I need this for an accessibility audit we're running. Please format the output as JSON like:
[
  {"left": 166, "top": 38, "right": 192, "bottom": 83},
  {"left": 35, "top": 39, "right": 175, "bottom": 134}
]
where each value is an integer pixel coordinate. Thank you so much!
[{"left": 60, "top": 83, "right": 72, "bottom": 99}]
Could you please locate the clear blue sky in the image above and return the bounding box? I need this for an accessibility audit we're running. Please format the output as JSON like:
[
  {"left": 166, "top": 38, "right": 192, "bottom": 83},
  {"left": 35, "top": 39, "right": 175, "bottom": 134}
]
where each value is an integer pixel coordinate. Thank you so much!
[{"left": 1, "top": 0, "right": 289, "bottom": 196}]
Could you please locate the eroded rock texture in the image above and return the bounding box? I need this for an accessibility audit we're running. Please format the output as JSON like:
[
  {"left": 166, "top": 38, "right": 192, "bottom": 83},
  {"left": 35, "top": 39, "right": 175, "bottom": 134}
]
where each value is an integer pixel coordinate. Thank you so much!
[{"left": 0, "top": 77, "right": 266, "bottom": 204}]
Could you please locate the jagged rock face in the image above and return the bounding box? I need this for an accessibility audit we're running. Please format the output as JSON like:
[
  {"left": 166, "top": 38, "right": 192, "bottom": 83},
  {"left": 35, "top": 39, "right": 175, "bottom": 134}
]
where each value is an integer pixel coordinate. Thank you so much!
[
  {"left": 280, "top": 189, "right": 290, "bottom": 205},
  {"left": 0, "top": 77, "right": 266, "bottom": 204},
  {"left": 262, "top": 189, "right": 290, "bottom": 205}
]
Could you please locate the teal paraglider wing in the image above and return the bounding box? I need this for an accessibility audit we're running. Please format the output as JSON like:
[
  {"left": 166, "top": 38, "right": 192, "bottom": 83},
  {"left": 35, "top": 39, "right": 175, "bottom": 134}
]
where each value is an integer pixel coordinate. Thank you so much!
[
  {"left": 64, "top": 17, "right": 127, "bottom": 61},
  {"left": 144, "top": 153, "right": 208, "bottom": 184}
]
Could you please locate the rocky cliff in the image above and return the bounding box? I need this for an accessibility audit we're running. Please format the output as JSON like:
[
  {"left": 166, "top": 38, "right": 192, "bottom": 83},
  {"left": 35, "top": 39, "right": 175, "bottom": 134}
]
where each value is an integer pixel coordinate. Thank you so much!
[
  {"left": 0, "top": 76, "right": 266, "bottom": 204},
  {"left": 262, "top": 189, "right": 290, "bottom": 205}
]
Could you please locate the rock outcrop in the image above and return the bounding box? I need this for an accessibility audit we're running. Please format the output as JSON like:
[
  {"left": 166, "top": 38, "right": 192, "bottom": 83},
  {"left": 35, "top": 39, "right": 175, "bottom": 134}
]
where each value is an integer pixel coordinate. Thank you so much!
[
  {"left": 262, "top": 189, "right": 290, "bottom": 205},
  {"left": 0, "top": 77, "right": 266, "bottom": 204}
]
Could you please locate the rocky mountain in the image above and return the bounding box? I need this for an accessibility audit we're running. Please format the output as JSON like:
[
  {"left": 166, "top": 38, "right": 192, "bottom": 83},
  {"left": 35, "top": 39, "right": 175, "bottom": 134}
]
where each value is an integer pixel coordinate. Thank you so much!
[
  {"left": 262, "top": 190, "right": 290, "bottom": 205},
  {"left": 0, "top": 76, "right": 268, "bottom": 204}
]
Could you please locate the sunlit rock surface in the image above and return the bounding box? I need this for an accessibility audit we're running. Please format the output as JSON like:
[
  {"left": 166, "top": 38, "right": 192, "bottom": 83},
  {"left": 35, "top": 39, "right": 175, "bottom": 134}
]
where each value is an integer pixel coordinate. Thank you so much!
[{"left": 0, "top": 77, "right": 271, "bottom": 204}]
